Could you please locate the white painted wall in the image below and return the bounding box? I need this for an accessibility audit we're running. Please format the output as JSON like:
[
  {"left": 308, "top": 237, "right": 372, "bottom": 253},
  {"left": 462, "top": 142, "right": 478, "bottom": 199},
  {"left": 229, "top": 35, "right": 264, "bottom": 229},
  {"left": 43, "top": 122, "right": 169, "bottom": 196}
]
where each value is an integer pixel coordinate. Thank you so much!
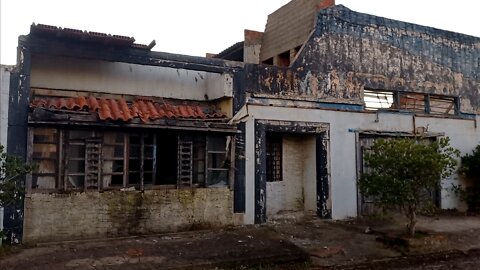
[
  {"left": 0, "top": 65, "right": 11, "bottom": 243},
  {"left": 303, "top": 136, "right": 317, "bottom": 211},
  {"left": 0, "top": 65, "right": 10, "bottom": 148},
  {"left": 244, "top": 101, "right": 480, "bottom": 222},
  {"left": 30, "top": 55, "right": 233, "bottom": 100}
]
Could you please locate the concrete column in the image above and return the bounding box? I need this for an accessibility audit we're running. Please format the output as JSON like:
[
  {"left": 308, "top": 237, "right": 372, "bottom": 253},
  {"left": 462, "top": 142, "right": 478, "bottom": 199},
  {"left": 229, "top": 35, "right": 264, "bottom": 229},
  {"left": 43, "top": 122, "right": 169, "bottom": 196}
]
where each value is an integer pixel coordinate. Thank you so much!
[{"left": 244, "top": 30, "right": 264, "bottom": 64}]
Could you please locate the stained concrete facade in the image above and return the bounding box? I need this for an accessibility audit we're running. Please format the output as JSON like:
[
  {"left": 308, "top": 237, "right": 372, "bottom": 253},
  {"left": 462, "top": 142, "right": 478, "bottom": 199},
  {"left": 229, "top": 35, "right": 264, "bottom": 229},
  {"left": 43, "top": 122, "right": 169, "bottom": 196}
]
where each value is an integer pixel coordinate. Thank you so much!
[
  {"left": 24, "top": 188, "right": 233, "bottom": 243},
  {"left": 5, "top": 2, "right": 480, "bottom": 244},
  {"left": 235, "top": 4, "right": 480, "bottom": 223},
  {"left": 31, "top": 55, "right": 233, "bottom": 102},
  {"left": 240, "top": 104, "right": 477, "bottom": 222}
]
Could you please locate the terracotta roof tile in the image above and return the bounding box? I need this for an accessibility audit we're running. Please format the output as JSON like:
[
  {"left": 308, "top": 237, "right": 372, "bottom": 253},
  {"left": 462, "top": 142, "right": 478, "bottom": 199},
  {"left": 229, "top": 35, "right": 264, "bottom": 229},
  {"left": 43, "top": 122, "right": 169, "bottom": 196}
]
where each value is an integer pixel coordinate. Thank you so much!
[
  {"left": 30, "top": 24, "right": 151, "bottom": 50},
  {"left": 30, "top": 96, "right": 228, "bottom": 122}
]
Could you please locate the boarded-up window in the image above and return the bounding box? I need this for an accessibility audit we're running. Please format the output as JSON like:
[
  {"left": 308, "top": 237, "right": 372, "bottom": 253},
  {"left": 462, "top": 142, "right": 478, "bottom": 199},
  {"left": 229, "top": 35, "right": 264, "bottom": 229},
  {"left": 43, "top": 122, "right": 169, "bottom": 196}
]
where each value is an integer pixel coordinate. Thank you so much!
[
  {"left": 32, "top": 128, "right": 58, "bottom": 189},
  {"left": 429, "top": 95, "right": 457, "bottom": 115},
  {"left": 397, "top": 92, "right": 426, "bottom": 113}
]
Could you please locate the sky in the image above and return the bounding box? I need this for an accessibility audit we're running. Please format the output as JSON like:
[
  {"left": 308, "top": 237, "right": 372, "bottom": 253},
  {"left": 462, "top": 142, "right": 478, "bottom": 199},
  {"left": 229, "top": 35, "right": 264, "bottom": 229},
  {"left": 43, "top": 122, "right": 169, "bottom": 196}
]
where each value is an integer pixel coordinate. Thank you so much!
[{"left": 1, "top": 0, "right": 479, "bottom": 65}]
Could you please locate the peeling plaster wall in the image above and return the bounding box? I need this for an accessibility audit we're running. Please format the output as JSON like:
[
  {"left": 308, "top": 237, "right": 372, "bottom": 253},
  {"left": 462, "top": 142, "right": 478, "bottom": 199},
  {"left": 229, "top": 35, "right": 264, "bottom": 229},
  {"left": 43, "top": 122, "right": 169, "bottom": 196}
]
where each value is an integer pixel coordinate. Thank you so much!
[
  {"left": 30, "top": 55, "right": 233, "bottom": 100},
  {"left": 23, "top": 188, "right": 233, "bottom": 243},
  {"left": 293, "top": 5, "right": 480, "bottom": 113},
  {"left": 243, "top": 103, "right": 479, "bottom": 221},
  {"left": 247, "top": 6, "right": 480, "bottom": 114}
]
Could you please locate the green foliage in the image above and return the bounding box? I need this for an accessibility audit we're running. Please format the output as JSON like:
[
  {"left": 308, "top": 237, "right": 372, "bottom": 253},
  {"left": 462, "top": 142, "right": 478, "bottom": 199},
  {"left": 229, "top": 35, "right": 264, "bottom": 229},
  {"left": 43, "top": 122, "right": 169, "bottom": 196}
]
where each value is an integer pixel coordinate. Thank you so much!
[
  {"left": 0, "top": 145, "right": 34, "bottom": 243},
  {"left": 359, "top": 137, "right": 459, "bottom": 236},
  {"left": 460, "top": 145, "right": 480, "bottom": 179},
  {"left": 0, "top": 145, "right": 33, "bottom": 208},
  {"left": 453, "top": 145, "right": 480, "bottom": 212}
]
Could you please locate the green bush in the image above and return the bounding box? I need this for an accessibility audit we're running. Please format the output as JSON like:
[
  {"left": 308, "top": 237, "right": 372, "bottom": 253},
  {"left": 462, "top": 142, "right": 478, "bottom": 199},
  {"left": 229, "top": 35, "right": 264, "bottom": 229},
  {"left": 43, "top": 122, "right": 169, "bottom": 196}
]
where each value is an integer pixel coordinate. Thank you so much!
[
  {"left": 0, "top": 145, "right": 33, "bottom": 244},
  {"left": 454, "top": 145, "right": 480, "bottom": 212},
  {"left": 359, "top": 137, "right": 459, "bottom": 237}
]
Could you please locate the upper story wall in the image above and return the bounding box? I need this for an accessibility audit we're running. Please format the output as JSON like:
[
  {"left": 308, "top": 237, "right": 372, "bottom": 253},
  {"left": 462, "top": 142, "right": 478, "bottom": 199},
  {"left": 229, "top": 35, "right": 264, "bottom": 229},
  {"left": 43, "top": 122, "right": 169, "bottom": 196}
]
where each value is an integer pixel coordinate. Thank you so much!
[
  {"left": 260, "top": 0, "right": 335, "bottom": 63},
  {"left": 293, "top": 5, "right": 480, "bottom": 114},
  {"left": 31, "top": 55, "right": 233, "bottom": 101}
]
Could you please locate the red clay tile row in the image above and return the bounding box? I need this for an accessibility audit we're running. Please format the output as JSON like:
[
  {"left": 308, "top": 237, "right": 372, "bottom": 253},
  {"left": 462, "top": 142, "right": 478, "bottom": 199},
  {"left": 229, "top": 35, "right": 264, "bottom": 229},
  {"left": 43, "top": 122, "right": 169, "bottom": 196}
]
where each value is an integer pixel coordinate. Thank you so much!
[
  {"left": 30, "top": 24, "right": 147, "bottom": 48},
  {"left": 30, "top": 96, "right": 227, "bottom": 122}
]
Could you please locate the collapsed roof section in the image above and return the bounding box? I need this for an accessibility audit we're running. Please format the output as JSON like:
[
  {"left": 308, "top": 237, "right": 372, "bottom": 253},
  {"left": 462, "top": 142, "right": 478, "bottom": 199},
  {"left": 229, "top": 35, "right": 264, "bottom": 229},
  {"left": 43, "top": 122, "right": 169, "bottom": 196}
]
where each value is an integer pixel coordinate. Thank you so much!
[
  {"left": 29, "top": 94, "right": 235, "bottom": 133},
  {"left": 30, "top": 23, "right": 153, "bottom": 50}
]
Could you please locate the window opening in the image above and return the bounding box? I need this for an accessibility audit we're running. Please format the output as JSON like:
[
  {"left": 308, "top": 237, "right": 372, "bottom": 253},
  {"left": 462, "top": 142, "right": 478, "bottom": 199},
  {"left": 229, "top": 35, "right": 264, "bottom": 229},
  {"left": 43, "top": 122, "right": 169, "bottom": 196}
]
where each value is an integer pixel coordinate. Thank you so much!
[
  {"left": 32, "top": 128, "right": 58, "bottom": 189},
  {"left": 363, "top": 89, "right": 394, "bottom": 110},
  {"left": 266, "top": 133, "right": 282, "bottom": 182},
  {"left": 155, "top": 132, "right": 178, "bottom": 185},
  {"left": 64, "top": 130, "right": 93, "bottom": 190},
  {"left": 29, "top": 128, "right": 231, "bottom": 191},
  {"left": 102, "top": 132, "right": 125, "bottom": 187},
  {"left": 429, "top": 95, "right": 457, "bottom": 115},
  {"left": 276, "top": 51, "right": 290, "bottom": 67},
  {"left": 397, "top": 92, "right": 426, "bottom": 113},
  {"left": 262, "top": 57, "right": 273, "bottom": 65},
  {"left": 206, "top": 136, "right": 229, "bottom": 187}
]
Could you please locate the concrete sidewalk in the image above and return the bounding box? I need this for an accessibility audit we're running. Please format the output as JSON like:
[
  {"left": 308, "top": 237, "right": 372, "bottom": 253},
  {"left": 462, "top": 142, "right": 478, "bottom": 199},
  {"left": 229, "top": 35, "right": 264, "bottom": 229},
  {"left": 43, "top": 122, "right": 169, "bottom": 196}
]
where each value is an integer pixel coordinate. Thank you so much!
[{"left": 2, "top": 213, "right": 480, "bottom": 269}]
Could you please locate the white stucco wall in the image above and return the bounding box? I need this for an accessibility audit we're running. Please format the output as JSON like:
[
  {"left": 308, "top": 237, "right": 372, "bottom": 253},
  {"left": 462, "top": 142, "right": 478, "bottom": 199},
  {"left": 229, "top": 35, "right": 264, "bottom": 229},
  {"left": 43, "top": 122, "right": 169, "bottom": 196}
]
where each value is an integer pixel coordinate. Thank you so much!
[
  {"left": 243, "top": 102, "right": 480, "bottom": 222},
  {"left": 0, "top": 65, "right": 11, "bottom": 148},
  {"left": 30, "top": 55, "right": 233, "bottom": 100},
  {"left": 0, "top": 65, "right": 11, "bottom": 242}
]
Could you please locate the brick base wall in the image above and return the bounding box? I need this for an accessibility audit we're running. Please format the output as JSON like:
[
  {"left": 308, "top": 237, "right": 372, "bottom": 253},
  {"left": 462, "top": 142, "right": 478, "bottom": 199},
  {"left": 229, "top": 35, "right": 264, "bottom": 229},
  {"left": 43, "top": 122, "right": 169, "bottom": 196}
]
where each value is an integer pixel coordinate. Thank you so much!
[{"left": 23, "top": 188, "right": 233, "bottom": 243}]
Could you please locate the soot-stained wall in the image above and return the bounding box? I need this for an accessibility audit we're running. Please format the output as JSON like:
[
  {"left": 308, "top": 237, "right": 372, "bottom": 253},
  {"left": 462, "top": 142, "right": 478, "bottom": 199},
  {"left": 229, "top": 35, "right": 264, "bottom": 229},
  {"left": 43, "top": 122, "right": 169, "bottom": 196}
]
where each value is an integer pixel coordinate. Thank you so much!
[
  {"left": 246, "top": 5, "right": 480, "bottom": 114},
  {"left": 294, "top": 5, "right": 480, "bottom": 113}
]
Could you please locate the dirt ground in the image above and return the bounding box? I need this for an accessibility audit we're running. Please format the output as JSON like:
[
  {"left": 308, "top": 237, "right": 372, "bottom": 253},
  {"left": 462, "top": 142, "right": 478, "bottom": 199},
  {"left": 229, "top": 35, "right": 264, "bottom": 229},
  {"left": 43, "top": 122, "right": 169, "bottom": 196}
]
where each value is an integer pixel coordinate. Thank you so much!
[
  {"left": 0, "top": 228, "right": 308, "bottom": 270},
  {"left": 2, "top": 212, "right": 480, "bottom": 269}
]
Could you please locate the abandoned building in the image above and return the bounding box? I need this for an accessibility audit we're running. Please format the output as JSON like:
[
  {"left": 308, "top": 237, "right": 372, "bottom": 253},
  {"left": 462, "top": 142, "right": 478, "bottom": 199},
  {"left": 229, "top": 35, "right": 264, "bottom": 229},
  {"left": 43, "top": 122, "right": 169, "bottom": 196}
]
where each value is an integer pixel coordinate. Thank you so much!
[{"left": 2, "top": 0, "right": 480, "bottom": 243}]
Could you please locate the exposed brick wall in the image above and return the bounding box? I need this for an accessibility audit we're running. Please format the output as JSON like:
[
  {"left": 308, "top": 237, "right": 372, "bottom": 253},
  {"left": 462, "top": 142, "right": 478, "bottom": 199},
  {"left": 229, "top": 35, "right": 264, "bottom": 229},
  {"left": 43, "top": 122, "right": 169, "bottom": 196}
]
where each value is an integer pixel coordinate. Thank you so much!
[
  {"left": 244, "top": 30, "right": 264, "bottom": 64},
  {"left": 260, "top": 0, "right": 335, "bottom": 62},
  {"left": 23, "top": 188, "right": 233, "bottom": 243}
]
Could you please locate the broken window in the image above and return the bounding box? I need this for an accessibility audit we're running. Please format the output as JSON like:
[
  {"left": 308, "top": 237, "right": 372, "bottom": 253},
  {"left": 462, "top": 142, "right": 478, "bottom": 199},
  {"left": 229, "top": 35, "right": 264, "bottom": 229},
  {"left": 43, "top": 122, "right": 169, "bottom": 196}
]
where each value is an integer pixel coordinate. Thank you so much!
[
  {"left": 429, "top": 95, "right": 457, "bottom": 115},
  {"left": 128, "top": 133, "right": 156, "bottom": 187},
  {"left": 64, "top": 130, "right": 90, "bottom": 190},
  {"left": 363, "top": 89, "right": 394, "bottom": 110},
  {"left": 29, "top": 128, "right": 231, "bottom": 192},
  {"left": 363, "top": 89, "right": 458, "bottom": 116},
  {"left": 32, "top": 128, "right": 59, "bottom": 190},
  {"left": 397, "top": 92, "right": 426, "bottom": 113},
  {"left": 206, "top": 136, "right": 229, "bottom": 187},
  {"left": 102, "top": 132, "right": 125, "bottom": 188},
  {"left": 266, "top": 133, "right": 282, "bottom": 182}
]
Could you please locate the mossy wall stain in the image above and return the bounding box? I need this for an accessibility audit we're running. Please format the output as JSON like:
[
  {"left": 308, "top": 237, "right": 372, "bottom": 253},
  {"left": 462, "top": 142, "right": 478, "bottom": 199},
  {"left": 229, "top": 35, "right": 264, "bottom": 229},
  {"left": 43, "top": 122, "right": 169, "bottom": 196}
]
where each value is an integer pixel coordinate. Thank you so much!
[
  {"left": 24, "top": 188, "right": 233, "bottom": 243},
  {"left": 104, "top": 192, "right": 150, "bottom": 235}
]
